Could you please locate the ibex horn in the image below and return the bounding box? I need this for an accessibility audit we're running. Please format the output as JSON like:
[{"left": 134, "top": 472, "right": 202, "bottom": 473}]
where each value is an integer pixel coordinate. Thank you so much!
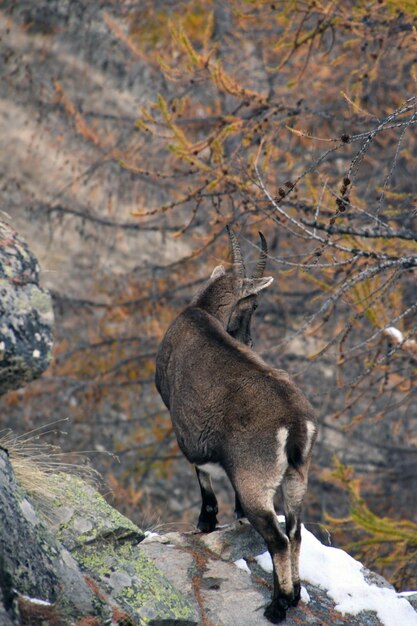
[
  {"left": 252, "top": 231, "right": 268, "bottom": 278},
  {"left": 226, "top": 225, "right": 246, "bottom": 279}
]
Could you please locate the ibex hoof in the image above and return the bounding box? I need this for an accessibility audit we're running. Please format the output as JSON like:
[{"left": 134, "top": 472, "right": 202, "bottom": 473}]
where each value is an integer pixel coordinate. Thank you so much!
[
  {"left": 263, "top": 599, "right": 287, "bottom": 624},
  {"left": 264, "top": 585, "right": 301, "bottom": 622},
  {"left": 197, "top": 518, "right": 218, "bottom": 533}
]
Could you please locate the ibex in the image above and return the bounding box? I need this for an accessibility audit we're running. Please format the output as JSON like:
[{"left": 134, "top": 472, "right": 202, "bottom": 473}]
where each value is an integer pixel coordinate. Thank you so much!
[{"left": 155, "top": 228, "right": 317, "bottom": 624}]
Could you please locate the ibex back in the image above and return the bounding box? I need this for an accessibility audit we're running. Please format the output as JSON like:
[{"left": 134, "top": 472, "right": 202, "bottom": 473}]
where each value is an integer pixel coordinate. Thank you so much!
[{"left": 155, "top": 229, "right": 317, "bottom": 624}]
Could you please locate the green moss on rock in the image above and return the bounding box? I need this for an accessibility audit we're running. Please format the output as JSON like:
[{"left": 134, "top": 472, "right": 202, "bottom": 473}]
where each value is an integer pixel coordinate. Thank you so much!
[
  {"left": 29, "top": 286, "right": 54, "bottom": 320},
  {"left": 74, "top": 540, "right": 197, "bottom": 625},
  {"left": 50, "top": 475, "right": 198, "bottom": 624},
  {"left": 52, "top": 474, "right": 144, "bottom": 549}
]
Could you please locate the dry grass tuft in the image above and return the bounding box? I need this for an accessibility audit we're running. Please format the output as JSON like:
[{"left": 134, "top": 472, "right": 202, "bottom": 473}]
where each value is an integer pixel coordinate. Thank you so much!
[{"left": 0, "top": 419, "right": 103, "bottom": 508}]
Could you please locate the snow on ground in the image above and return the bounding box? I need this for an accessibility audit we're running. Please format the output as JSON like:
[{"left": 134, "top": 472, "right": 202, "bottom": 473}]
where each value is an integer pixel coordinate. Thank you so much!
[
  {"left": 144, "top": 530, "right": 160, "bottom": 539},
  {"left": 17, "top": 594, "right": 53, "bottom": 607},
  {"left": 234, "top": 558, "right": 251, "bottom": 574},
  {"left": 255, "top": 517, "right": 417, "bottom": 626}
]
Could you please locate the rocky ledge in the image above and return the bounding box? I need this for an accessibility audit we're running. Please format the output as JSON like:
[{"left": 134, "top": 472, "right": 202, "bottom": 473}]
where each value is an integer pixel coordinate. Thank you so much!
[{"left": 1, "top": 446, "right": 416, "bottom": 626}]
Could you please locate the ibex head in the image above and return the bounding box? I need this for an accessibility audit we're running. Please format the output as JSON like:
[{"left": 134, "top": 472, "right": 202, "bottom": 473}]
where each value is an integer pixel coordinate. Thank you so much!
[
  {"left": 192, "top": 228, "right": 272, "bottom": 328},
  {"left": 226, "top": 228, "right": 269, "bottom": 347}
]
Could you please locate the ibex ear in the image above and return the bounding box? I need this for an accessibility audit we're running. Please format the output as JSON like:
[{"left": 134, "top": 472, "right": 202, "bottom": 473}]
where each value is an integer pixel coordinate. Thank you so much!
[
  {"left": 241, "top": 276, "right": 273, "bottom": 298},
  {"left": 210, "top": 265, "right": 226, "bottom": 279}
]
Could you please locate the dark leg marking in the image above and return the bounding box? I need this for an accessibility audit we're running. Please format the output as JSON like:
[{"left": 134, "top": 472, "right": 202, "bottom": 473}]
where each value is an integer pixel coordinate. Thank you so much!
[
  {"left": 196, "top": 467, "right": 218, "bottom": 532},
  {"left": 234, "top": 493, "right": 245, "bottom": 520}
]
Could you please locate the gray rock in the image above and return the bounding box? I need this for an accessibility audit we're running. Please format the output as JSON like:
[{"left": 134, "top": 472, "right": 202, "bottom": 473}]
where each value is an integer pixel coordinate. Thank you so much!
[
  {"left": 141, "top": 521, "right": 413, "bottom": 626},
  {"left": 197, "top": 518, "right": 267, "bottom": 561},
  {"left": 51, "top": 474, "right": 199, "bottom": 625},
  {"left": 401, "top": 593, "right": 417, "bottom": 611},
  {"left": 199, "top": 559, "right": 269, "bottom": 626},
  {"left": 0, "top": 448, "right": 106, "bottom": 624},
  {"left": 0, "top": 455, "right": 198, "bottom": 625},
  {"left": 362, "top": 566, "right": 395, "bottom": 590},
  {"left": 73, "top": 539, "right": 198, "bottom": 625},
  {"left": 50, "top": 473, "right": 145, "bottom": 550},
  {"left": 141, "top": 530, "right": 294, "bottom": 625},
  {"left": 0, "top": 221, "right": 53, "bottom": 394},
  {"left": 2, "top": 453, "right": 415, "bottom": 626},
  {"left": 140, "top": 541, "right": 201, "bottom": 616}
]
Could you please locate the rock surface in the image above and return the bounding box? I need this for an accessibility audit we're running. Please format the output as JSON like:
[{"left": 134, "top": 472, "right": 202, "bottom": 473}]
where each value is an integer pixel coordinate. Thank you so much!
[
  {"left": 0, "top": 221, "right": 54, "bottom": 395},
  {"left": 0, "top": 447, "right": 106, "bottom": 625},
  {"left": 141, "top": 523, "right": 400, "bottom": 626},
  {"left": 51, "top": 475, "right": 198, "bottom": 625},
  {"left": 403, "top": 593, "right": 417, "bottom": 611},
  {"left": 1, "top": 455, "right": 416, "bottom": 626},
  {"left": 0, "top": 451, "right": 198, "bottom": 625}
]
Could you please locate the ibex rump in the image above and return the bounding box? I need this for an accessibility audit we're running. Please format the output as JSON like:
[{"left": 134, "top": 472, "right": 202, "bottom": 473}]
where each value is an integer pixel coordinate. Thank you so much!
[{"left": 155, "top": 229, "right": 317, "bottom": 623}]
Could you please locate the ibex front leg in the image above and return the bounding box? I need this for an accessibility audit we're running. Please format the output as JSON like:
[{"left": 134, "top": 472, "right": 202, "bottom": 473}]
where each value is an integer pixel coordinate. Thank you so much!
[{"left": 195, "top": 467, "right": 218, "bottom": 532}]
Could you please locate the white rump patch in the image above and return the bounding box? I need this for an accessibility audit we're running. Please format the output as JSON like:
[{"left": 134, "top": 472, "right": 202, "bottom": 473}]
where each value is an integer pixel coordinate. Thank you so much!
[
  {"left": 277, "top": 426, "right": 289, "bottom": 444},
  {"left": 276, "top": 426, "right": 289, "bottom": 473},
  {"left": 304, "top": 421, "right": 317, "bottom": 458},
  {"left": 197, "top": 462, "right": 227, "bottom": 480}
]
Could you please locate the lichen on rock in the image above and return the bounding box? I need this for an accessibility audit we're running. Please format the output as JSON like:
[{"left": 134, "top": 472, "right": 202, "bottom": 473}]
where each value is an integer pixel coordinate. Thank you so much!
[
  {"left": 51, "top": 474, "right": 198, "bottom": 625},
  {"left": 74, "top": 539, "right": 198, "bottom": 625},
  {"left": 51, "top": 473, "right": 145, "bottom": 549},
  {"left": 0, "top": 448, "right": 107, "bottom": 624}
]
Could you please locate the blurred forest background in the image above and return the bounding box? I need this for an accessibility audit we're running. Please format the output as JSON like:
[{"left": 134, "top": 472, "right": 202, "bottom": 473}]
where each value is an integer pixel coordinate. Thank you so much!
[{"left": 1, "top": 0, "right": 416, "bottom": 589}]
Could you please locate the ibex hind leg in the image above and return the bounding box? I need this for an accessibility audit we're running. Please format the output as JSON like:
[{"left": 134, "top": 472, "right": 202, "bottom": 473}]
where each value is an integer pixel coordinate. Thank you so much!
[
  {"left": 232, "top": 474, "right": 295, "bottom": 623},
  {"left": 282, "top": 465, "right": 309, "bottom": 607},
  {"left": 195, "top": 467, "right": 219, "bottom": 532}
]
